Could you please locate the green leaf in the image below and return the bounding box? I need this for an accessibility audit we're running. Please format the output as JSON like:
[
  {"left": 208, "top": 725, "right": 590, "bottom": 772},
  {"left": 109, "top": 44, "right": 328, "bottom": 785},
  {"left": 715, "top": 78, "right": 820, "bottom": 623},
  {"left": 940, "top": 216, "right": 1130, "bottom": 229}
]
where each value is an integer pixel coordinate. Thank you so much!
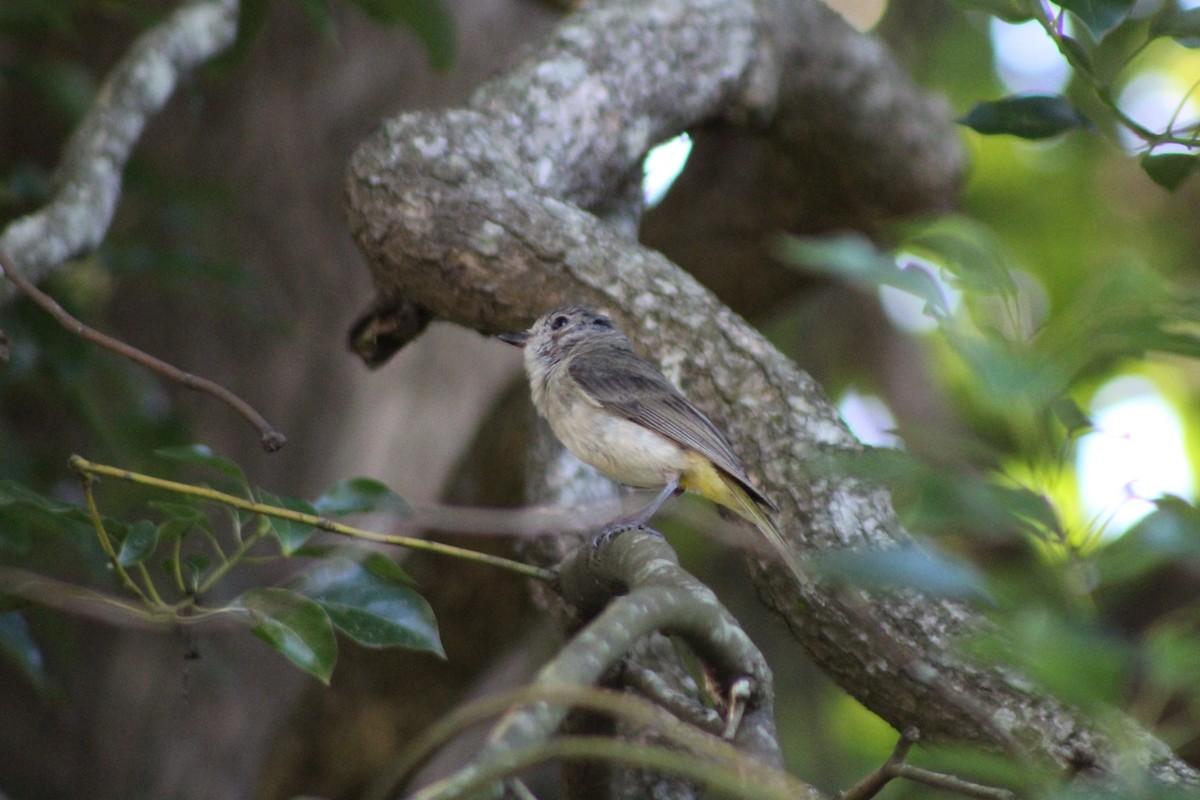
[
  {"left": 257, "top": 489, "right": 318, "bottom": 555},
  {"left": 0, "top": 611, "right": 47, "bottom": 693},
  {"left": 0, "top": 480, "right": 94, "bottom": 549},
  {"left": 155, "top": 444, "right": 248, "bottom": 489},
  {"left": 293, "top": 557, "right": 443, "bottom": 656},
  {"left": 900, "top": 216, "right": 1019, "bottom": 299},
  {"left": 1096, "top": 496, "right": 1200, "bottom": 583},
  {"left": 816, "top": 543, "right": 992, "bottom": 602},
  {"left": 1056, "top": 0, "right": 1134, "bottom": 39},
  {"left": 350, "top": 0, "right": 456, "bottom": 70},
  {"left": 947, "top": 0, "right": 1034, "bottom": 22},
  {"left": 1140, "top": 152, "right": 1199, "bottom": 191},
  {"left": 1150, "top": 7, "right": 1200, "bottom": 47},
  {"left": 148, "top": 500, "right": 213, "bottom": 536},
  {"left": 1058, "top": 35, "right": 1094, "bottom": 75},
  {"left": 1050, "top": 397, "right": 1093, "bottom": 437},
  {"left": 117, "top": 519, "right": 158, "bottom": 566},
  {"left": 774, "top": 233, "right": 952, "bottom": 318},
  {"left": 312, "top": 477, "right": 413, "bottom": 517},
  {"left": 235, "top": 588, "right": 337, "bottom": 683},
  {"left": 959, "top": 95, "right": 1091, "bottom": 140},
  {"left": 293, "top": 545, "right": 420, "bottom": 589},
  {"left": 183, "top": 554, "right": 210, "bottom": 592}
]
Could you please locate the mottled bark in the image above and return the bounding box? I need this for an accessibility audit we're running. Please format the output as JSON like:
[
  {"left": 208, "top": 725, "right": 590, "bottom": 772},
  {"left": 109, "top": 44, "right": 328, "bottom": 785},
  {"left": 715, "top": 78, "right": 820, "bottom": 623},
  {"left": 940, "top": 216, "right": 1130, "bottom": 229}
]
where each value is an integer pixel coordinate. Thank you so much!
[{"left": 344, "top": 0, "right": 1199, "bottom": 787}]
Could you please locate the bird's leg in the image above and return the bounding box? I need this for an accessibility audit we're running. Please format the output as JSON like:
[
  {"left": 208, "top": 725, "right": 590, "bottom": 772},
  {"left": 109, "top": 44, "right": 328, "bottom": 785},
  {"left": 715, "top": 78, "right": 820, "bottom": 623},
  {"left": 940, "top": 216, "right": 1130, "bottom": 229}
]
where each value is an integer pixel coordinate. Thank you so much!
[
  {"left": 626, "top": 478, "right": 681, "bottom": 528},
  {"left": 599, "top": 478, "right": 681, "bottom": 540}
]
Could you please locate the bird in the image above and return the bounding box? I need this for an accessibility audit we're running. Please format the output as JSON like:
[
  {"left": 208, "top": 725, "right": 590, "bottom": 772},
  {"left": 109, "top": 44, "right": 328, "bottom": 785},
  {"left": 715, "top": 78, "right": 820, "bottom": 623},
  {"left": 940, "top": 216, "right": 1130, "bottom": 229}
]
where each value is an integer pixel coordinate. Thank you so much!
[{"left": 499, "top": 305, "right": 792, "bottom": 566}]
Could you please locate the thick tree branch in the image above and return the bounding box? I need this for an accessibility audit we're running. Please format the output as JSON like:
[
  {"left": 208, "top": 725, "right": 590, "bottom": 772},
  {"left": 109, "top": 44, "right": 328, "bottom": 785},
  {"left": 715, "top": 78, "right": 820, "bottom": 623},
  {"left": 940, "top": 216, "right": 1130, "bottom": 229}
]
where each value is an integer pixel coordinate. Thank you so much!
[
  {"left": 0, "top": 0, "right": 239, "bottom": 299},
  {"left": 344, "top": 0, "right": 1200, "bottom": 788},
  {"left": 408, "top": 527, "right": 811, "bottom": 800}
]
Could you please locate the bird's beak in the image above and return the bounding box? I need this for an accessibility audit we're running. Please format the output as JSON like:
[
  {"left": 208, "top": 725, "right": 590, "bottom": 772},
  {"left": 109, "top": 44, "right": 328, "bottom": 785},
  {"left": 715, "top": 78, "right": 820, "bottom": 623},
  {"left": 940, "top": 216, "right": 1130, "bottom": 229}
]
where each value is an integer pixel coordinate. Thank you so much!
[{"left": 498, "top": 331, "right": 529, "bottom": 347}]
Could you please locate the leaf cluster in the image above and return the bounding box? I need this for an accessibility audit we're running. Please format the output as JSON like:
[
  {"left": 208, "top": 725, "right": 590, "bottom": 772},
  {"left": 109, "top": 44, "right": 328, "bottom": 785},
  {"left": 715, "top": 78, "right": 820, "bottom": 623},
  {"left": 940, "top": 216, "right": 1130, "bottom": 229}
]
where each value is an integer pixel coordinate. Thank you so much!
[
  {"left": 0, "top": 445, "right": 442, "bottom": 686},
  {"left": 951, "top": 0, "right": 1200, "bottom": 189}
]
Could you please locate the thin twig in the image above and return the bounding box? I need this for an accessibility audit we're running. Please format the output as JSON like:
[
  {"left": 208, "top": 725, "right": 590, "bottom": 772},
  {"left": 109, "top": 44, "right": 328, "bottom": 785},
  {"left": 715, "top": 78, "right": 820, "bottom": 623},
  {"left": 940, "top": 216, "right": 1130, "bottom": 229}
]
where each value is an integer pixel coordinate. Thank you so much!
[
  {"left": 69, "top": 455, "right": 557, "bottom": 583},
  {"left": 895, "top": 763, "right": 1016, "bottom": 800},
  {"left": 839, "top": 727, "right": 1016, "bottom": 800},
  {"left": 78, "top": 472, "right": 150, "bottom": 605},
  {"left": 838, "top": 726, "right": 919, "bottom": 800},
  {"left": 0, "top": 251, "right": 286, "bottom": 451}
]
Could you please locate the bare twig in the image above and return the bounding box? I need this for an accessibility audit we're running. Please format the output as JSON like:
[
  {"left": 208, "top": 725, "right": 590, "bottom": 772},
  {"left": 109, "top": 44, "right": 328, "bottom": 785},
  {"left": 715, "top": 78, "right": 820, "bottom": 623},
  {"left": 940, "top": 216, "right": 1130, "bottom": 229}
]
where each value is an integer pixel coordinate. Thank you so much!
[
  {"left": 0, "top": 251, "right": 286, "bottom": 451},
  {"left": 0, "top": 0, "right": 239, "bottom": 287},
  {"left": 839, "top": 727, "right": 1015, "bottom": 800}
]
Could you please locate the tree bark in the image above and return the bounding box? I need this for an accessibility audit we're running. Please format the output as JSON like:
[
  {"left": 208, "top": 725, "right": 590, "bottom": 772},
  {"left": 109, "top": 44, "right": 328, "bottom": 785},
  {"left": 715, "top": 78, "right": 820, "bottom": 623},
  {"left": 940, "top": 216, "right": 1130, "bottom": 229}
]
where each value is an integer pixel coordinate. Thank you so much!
[{"left": 344, "top": 0, "right": 1200, "bottom": 787}]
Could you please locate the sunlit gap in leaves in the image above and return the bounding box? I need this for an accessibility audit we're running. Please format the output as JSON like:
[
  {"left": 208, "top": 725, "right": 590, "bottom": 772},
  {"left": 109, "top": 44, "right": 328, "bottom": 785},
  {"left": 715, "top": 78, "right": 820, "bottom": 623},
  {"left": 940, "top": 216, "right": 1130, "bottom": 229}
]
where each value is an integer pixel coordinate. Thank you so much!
[
  {"left": 1076, "top": 375, "right": 1195, "bottom": 539},
  {"left": 1117, "top": 70, "right": 1200, "bottom": 155},
  {"left": 990, "top": 18, "right": 1071, "bottom": 95},
  {"left": 642, "top": 132, "right": 693, "bottom": 208},
  {"left": 836, "top": 388, "right": 902, "bottom": 449}
]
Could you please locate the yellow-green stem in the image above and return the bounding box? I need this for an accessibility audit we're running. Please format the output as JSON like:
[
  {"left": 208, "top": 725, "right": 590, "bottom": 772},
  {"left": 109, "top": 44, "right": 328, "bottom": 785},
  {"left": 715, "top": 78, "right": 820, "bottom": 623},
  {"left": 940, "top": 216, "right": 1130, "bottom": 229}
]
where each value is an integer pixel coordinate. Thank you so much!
[
  {"left": 79, "top": 474, "right": 151, "bottom": 605},
  {"left": 69, "top": 455, "right": 556, "bottom": 583}
]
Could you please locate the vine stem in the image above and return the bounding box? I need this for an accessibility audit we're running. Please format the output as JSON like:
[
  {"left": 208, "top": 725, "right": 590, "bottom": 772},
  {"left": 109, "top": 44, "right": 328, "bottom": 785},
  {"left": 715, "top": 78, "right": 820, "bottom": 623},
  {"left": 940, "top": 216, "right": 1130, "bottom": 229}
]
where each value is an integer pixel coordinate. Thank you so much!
[{"left": 68, "top": 455, "right": 557, "bottom": 583}]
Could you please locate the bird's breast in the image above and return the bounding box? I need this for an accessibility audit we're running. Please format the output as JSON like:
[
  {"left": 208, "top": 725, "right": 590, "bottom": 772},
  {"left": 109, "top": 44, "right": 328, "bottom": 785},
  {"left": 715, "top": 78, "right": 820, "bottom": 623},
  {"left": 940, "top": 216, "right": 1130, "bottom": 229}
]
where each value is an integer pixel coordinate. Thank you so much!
[{"left": 545, "top": 391, "right": 688, "bottom": 488}]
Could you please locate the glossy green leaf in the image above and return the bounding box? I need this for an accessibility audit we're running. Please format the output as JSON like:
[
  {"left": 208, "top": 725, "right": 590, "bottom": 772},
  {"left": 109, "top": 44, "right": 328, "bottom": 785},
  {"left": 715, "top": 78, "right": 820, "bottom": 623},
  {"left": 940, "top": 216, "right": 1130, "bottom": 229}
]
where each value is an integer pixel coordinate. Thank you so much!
[
  {"left": 959, "top": 95, "right": 1091, "bottom": 140},
  {"left": 236, "top": 588, "right": 337, "bottom": 683},
  {"left": 774, "top": 233, "right": 952, "bottom": 318},
  {"left": 1140, "top": 152, "right": 1199, "bottom": 191},
  {"left": 1057, "top": 0, "right": 1134, "bottom": 39},
  {"left": 1150, "top": 7, "right": 1200, "bottom": 47},
  {"left": 817, "top": 543, "right": 991, "bottom": 602},
  {"left": 257, "top": 489, "right": 318, "bottom": 555},
  {"left": 155, "top": 444, "right": 248, "bottom": 489},
  {"left": 148, "top": 500, "right": 212, "bottom": 536},
  {"left": 312, "top": 477, "right": 412, "bottom": 517},
  {"left": 350, "top": 0, "right": 456, "bottom": 70},
  {"left": 294, "top": 557, "right": 442, "bottom": 655},
  {"left": 293, "top": 546, "right": 420, "bottom": 588},
  {"left": 117, "top": 519, "right": 158, "bottom": 566}
]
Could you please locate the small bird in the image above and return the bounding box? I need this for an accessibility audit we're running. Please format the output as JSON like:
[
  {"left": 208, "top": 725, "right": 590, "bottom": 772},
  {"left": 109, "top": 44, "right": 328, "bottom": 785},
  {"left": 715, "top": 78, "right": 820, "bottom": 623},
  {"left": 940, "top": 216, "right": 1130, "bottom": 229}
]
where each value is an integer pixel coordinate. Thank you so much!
[{"left": 500, "top": 305, "right": 791, "bottom": 564}]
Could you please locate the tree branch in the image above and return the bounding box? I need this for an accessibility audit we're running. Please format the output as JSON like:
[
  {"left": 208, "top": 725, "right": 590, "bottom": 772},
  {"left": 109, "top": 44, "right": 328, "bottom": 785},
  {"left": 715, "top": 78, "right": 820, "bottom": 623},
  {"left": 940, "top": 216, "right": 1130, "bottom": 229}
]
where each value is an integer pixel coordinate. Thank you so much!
[
  {"left": 344, "top": 0, "right": 1200, "bottom": 788},
  {"left": 406, "top": 527, "right": 811, "bottom": 799},
  {"left": 0, "top": 0, "right": 239, "bottom": 298},
  {"left": 1, "top": 253, "right": 285, "bottom": 451}
]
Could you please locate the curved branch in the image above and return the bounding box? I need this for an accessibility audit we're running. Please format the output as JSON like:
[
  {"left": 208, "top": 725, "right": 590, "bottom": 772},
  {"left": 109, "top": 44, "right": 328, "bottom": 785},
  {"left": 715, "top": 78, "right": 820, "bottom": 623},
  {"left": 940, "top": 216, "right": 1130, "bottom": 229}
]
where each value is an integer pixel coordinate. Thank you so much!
[
  {"left": 409, "top": 527, "right": 806, "bottom": 800},
  {"left": 344, "top": 0, "right": 1200, "bottom": 788},
  {"left": 2, "top": 255, "right": 285, "bottom": 451},
  {"left": 0, "top": 0, "right": 239, "bottom": 297}
]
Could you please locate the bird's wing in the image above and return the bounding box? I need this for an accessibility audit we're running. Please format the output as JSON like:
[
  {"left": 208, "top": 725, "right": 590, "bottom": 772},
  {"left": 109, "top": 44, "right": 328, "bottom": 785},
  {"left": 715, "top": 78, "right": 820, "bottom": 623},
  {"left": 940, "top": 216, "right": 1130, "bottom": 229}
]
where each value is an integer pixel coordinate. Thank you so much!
[{"left": 568, "top": 347, "right": 777, "bottom": 511}]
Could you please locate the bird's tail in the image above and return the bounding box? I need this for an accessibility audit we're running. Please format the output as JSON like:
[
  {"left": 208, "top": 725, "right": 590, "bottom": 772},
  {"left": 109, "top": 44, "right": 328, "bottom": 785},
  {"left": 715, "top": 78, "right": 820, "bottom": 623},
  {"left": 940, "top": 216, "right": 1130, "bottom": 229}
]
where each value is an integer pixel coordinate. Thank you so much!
[{"left": 705, "top": 470, "right": 802, "bottom": 580}]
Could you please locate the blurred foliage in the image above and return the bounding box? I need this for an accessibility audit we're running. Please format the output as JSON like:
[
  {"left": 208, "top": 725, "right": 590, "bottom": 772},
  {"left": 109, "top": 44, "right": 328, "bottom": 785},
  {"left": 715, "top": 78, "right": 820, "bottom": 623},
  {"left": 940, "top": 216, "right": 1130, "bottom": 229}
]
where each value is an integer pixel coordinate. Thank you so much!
[{"left": 773, "top": 0, "right": 1200, "bottom": 790}]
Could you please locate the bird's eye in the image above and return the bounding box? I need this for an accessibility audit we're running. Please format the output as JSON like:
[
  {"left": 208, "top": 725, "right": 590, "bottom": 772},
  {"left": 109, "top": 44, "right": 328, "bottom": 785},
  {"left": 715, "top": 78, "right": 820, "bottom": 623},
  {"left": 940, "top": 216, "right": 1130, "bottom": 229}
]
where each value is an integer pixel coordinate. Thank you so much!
[
  {"left": 550, "top": 315, "right": 570, "bottom": 330},
  {"left": 592, "top": 317, "right": 612, "bottom": 328}
]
